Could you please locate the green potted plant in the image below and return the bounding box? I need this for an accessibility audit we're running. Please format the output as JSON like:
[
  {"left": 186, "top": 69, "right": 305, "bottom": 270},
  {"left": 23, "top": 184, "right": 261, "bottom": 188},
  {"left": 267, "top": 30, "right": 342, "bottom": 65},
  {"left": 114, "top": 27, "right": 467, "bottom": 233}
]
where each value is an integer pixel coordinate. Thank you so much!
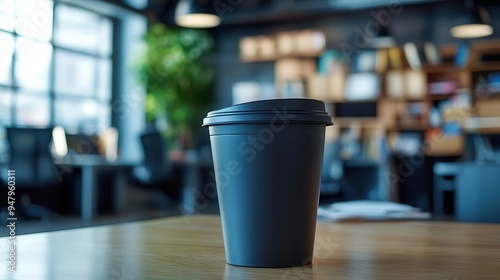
[{"left": 138, "top": 23, "right": 214, "bottom": 149}]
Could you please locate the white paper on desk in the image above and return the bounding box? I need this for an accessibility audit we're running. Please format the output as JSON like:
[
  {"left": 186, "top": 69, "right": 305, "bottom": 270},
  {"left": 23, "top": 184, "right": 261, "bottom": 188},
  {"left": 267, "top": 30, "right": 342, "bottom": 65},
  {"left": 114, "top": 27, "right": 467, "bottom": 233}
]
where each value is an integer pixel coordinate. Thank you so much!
[{"left": 318, "top": 200, "right": 431, "bottom": 221}]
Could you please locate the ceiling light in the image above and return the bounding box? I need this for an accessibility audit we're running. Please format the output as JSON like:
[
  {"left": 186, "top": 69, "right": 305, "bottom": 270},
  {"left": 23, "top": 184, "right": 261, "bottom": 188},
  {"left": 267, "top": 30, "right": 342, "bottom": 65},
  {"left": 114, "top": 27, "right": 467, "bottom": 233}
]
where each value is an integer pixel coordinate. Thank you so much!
[
  {"left": 175, "top": 0, "right": 221, "bottom": 28},
  {"left": 369, "top": 26, "right": 396, "bottom": 49},
  {"left": 450, "top": 1, "right": 493, "bottom": 39}
]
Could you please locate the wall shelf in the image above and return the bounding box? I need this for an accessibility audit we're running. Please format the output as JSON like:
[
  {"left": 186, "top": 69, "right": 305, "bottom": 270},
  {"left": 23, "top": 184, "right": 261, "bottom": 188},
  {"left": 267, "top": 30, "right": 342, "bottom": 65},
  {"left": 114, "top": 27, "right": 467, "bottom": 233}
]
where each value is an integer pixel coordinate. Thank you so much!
[
  {"left": 238, "top": 35, "right": 500, "bottom": 158},
  {"left": 468, "top": 63, "right": 500, "bottom": 72},
  {"left": 334, "top": 117, "right": 379, "bottom": 125}
]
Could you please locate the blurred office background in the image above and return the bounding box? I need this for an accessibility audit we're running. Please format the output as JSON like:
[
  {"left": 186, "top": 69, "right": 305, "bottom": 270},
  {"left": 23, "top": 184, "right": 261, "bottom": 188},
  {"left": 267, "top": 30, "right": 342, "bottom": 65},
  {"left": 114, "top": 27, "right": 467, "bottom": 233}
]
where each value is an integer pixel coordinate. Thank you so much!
[{"left": 1, "top": 0, "right": 500, "bottom": 234}]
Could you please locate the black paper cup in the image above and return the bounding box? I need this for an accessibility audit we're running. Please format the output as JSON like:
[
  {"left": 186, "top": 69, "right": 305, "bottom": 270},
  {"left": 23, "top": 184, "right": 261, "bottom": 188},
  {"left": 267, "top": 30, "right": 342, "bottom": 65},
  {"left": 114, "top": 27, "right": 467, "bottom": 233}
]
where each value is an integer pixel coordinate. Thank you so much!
[{"left": 202, "top": 98, "right": 333, "bottom": 268}]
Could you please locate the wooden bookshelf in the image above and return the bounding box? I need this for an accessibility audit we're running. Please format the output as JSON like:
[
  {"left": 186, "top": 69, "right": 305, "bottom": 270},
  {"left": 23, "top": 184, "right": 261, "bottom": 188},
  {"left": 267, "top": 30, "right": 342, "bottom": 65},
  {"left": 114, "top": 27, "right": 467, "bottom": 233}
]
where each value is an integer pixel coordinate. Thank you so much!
[
  {"left": 239, "top": 35, "right": 500, "bottom": 157},
  {"left": 334, "top": 117, "right": 380, "bottom": 127}
]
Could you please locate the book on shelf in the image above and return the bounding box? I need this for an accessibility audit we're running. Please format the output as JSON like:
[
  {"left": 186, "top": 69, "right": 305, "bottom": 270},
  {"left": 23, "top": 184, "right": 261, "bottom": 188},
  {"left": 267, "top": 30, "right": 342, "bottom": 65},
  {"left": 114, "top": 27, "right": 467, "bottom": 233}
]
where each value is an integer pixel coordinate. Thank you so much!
[
  {"left": 388, "top": 47, "right": 403, "bottom": 69},
  {"left": 455, "top": 42, "right": 470, "bottom": 68},
  {"left": 404, "top": 42, "right": 422, "bottom": 70},
  {"left": 424, "top": 42, "right": 441, "bottom": 65},
  {"left": 375, "top": 49, "right": 389, "bottom": 73}
]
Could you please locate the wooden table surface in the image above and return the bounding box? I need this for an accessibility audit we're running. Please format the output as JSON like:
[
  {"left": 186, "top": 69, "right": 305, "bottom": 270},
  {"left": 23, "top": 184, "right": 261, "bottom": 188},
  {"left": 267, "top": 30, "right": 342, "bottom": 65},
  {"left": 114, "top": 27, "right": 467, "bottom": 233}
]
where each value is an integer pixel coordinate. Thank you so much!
[{"left": 1, "top": 215, "right": 500, "bottom": 279}]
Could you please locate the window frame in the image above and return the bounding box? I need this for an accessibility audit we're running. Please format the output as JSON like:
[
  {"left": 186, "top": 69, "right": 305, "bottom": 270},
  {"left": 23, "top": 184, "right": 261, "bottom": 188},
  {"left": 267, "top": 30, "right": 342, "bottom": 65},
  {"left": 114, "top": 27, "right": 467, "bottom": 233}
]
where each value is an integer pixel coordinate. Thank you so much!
[{"left": 0, "top": 0, "right": 116, "bottom": 132}]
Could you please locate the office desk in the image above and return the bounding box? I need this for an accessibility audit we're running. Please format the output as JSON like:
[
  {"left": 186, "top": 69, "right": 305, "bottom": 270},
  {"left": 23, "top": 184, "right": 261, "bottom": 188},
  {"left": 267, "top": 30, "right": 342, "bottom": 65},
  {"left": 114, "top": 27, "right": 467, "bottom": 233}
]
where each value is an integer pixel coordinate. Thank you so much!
[
  {"left": 55, "top": 155, "right": 138, "bottom": 223},
  {"left": 3, "top": 215, "right": 500, "bottom": 279},
  {"left": 170, "top": 151, "right": 214, "bottom": 215}
]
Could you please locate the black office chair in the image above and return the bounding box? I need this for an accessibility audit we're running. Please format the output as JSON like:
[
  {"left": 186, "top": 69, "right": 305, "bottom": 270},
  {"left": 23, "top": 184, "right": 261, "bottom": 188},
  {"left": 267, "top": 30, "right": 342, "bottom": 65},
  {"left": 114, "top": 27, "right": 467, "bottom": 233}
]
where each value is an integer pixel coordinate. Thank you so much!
[
  {"left": 433, "top": 162, "right": 460, "bottom": 219},
  {"left": 319, "top": 140, "right": 344, "bottom": 204},
  {"left": 0, "top": 127, "right": 60, "bottom": 221},
  {"left": 132, "top": 130, "right": 182, "bottom": 210}
]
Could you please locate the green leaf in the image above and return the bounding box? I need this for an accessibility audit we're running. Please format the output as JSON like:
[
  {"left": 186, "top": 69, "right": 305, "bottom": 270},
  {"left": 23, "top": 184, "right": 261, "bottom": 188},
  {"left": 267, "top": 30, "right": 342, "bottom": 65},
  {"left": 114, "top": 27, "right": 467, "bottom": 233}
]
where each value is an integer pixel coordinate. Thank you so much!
[{"left": 135, "top": 23, "right": 214, "bottom": 146}]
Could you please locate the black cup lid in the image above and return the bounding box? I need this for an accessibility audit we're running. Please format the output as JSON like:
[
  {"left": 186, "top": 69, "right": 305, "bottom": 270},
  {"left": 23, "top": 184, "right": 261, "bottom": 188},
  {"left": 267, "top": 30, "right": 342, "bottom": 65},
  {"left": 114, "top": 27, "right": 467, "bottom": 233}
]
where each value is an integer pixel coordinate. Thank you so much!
[{"left": 202, "top": 98, "right": 333, "bottom": 127}]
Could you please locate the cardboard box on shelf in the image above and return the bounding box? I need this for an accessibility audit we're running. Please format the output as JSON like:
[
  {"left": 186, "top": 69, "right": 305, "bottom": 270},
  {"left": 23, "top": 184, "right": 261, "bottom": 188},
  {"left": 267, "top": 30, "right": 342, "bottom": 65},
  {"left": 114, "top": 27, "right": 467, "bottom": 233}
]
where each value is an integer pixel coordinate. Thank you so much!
[
  {"left": 256, "top": 36, "right": 276, "bottom": 60},
  {"left": 442, "top": 106, "right": 471, "bottom": 123},
  {"left": 378, "top": 99, "right": 398, "bottom": 129},
  {"left": 386, "top": 70, "right": 404, "bottom": 99},
  {"left": 275, "top": 58, "right": 316, "bottom": 81},
  {"left": 239, "top": 35, "right": 276, "bottom": 61},
  {"left": 308, "top": 73, "right": 345, "bottom": 102},
  {"left": 307, "top": 74, "right": 329, "bottom": 100},
  {"left": 276, "top": 32, "right": 296, "bottom": 56},
  {"left": 405, "top": 70, "right": 426, "bottom": 99},
  {"left": 295, "top": 30, "right": 326, "bottom": 55},
  {"left": 276, "top": 30, "right": 325, "bottom": 57},
  {"left": 239, "top": 36, "right": 258, "bottom": 61},
  {"left": 476, "top": 99, "right": 500, "bottom": 117},
  {"left": 425, "top": 129, "right": 464, "bottom": 156}
]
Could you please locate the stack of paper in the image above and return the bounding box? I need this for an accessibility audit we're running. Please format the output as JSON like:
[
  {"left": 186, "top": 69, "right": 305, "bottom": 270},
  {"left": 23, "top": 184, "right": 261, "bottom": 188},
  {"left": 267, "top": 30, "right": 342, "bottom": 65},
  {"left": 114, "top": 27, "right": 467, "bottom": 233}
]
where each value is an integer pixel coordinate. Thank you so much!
[{"left": 318, "top": 200, "right": 431, "bottom": 222}]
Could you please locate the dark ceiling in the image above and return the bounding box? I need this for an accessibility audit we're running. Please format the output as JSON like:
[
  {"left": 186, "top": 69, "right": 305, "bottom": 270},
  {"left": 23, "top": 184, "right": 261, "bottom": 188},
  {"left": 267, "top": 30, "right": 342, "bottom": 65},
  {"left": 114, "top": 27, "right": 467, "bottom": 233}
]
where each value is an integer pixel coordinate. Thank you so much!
[{"left": 143, "top": 0, "right": 496, "bottom": 27}]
